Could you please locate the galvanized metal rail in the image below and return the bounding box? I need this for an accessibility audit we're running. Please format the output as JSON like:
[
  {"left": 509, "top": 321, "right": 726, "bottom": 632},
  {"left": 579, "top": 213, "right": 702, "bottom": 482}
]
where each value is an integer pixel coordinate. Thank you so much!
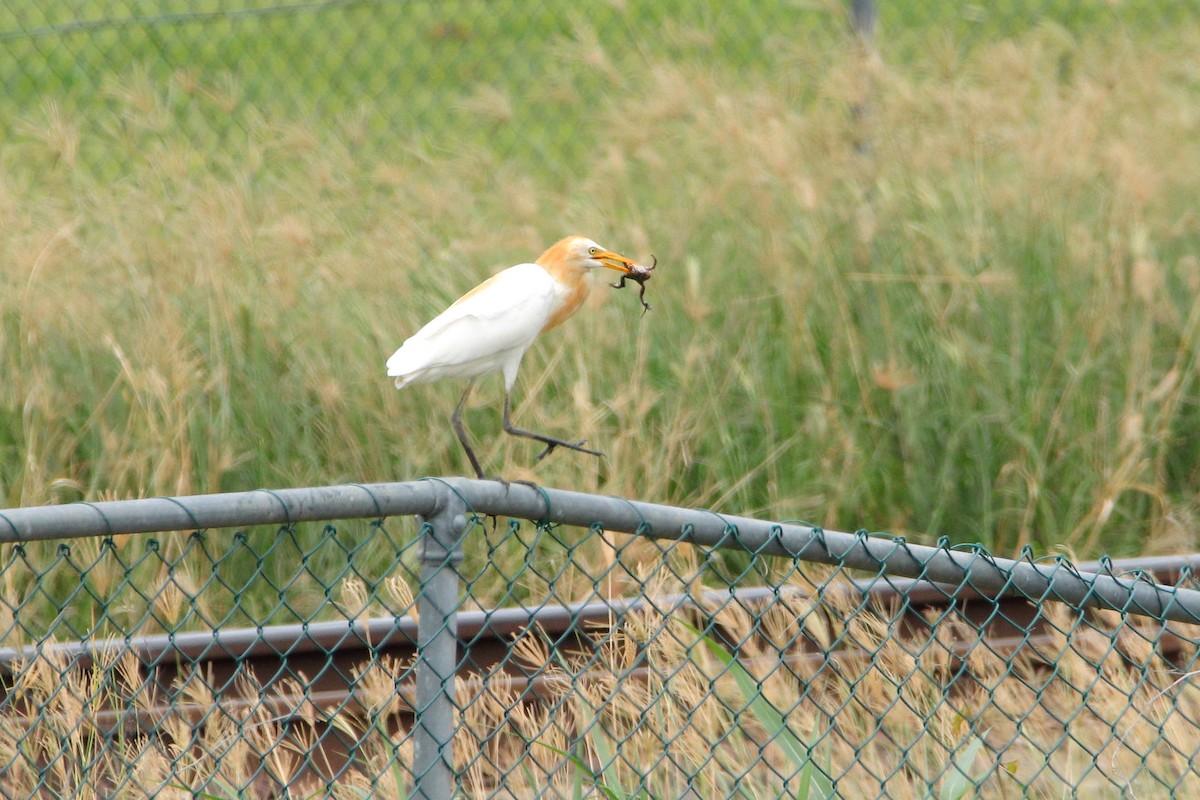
[{"left": 3, "top": 478, "right": 1199, "bottom": 622}]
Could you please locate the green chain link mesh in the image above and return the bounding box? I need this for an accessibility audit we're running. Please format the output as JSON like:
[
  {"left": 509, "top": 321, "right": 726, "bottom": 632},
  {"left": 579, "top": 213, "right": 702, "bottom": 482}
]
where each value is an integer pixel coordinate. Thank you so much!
[
  {"left": 0, "top": 1, "right": 1191, "bottom": 179},
  {"left": 4, "top": 1, "right": 1199, "bottom": 797},
  {"left": 0, "top": 507, "right": 1197, "bottom": 797}
]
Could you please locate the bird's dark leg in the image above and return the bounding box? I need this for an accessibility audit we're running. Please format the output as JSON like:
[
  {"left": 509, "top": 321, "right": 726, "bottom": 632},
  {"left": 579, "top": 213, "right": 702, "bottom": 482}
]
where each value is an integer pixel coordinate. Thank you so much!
[
  {"left": 451, "top": 381, "right": 486, "bottom": 479},
  {"left": 501, "top": 393, "right": 605, "bottom": 464}
]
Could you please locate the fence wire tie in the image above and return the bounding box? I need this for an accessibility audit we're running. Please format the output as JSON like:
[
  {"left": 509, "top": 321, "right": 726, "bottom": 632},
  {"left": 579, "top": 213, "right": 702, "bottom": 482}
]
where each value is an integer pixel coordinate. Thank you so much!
[
  {"left": 810, "top": 525, "right": 830, "bottom": 555},
  {"left": 680, "top": 522, "right": 713, "bottom": 558},
  {"left": 980, "top": 543, "right": 1027, "bottom": 597},
  {"left": 69, "top": 500, "right": 117, "bottom": 536},
  {"left": 1055, "top": 553, "right": 1096, "bottom": 592},
  {"left": 417, "top": 519, "right": 435, "bottom": 543},
  {"left": 1039, "top": 550, "right": 1068, "bottom": 568},
  {"left": 1085, "top": 555, "right": 1138, "bottom": 613},
  {"left": 1094, "top": 557, "right": 1173, "bottom": 617},
  {"left": 945, "top": 541, "right": 991, "bottom": 590},
  {"left": 1083, "top": 555, "right": 1166, "bottom": 617},
  {"left": 934, "top": 535, "right": 962, "bottom": 569},
  {"left": 254, "top": 488, "right": 294, "bottom": 526},
  {"left": 702, "top": 509, "right": 739, "bottom": 549},
  {"left": 0, "top": 510, "right": 20, "bottom": 541},
  {"left": 778, "top": 521, "right": 826, "bottom": 562},
  {"left": 768, "top": 524, "right": 785, "bottom": 554},
  {"left": 347, "top": 482, "right": 385, "bottom": 523},
  {"left": 1116, "top": 567, "right": 1157, "bottom": 585},
  {"left": 873, "top": 532, "right": 909, "bottom": 576},
  {"left": 154, "top": 495, "right": 203, "bottom": 531},
  {"left": 614, "top": 496, "right": 651, "bottom": 536},
  {"left": 526, "top": 481, "right": 554, "bottom": 527},
  {"left": 420, "top": 476, "right": 483, "bottom": 526},
  {"left": 949, "top": 540, "right": 991, "bottom": 567}
]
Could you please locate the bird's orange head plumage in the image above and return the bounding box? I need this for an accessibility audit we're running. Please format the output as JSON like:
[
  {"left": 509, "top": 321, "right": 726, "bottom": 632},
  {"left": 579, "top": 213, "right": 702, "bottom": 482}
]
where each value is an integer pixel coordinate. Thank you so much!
[
  {"left": 536, "top": 236, "right": 640, "bottom": 331},
  {"left": 536, "top": 236, "right": 639, "bottom": 279}
]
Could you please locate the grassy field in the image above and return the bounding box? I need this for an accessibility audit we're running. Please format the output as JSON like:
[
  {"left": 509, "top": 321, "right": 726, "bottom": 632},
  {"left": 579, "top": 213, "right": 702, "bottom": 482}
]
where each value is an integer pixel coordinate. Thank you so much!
[
  {"left": 1, "top": 1, "right": 1199, "bottom": 564},
  {"left": 2, "top": 6, "right": 1200, "bottom": 796}
]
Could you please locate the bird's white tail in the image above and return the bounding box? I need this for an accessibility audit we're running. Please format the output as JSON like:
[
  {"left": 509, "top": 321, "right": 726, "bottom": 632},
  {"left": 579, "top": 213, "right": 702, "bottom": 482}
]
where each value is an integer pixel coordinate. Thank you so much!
[{"left": 386, "top": 344, "right": 421, "bottom": 388}]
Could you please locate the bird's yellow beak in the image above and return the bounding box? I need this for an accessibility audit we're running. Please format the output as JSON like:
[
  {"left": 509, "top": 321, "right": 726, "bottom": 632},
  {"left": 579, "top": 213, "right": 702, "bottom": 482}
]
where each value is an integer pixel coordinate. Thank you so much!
[{"left": 594, "top": 249, "right": 646, "bottom": 277}]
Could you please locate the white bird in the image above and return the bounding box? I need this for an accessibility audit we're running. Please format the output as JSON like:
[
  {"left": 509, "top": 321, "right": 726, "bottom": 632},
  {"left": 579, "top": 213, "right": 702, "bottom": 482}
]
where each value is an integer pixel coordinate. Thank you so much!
[{"left": 387, "top": 235, "right": 648, "bottom": 478}]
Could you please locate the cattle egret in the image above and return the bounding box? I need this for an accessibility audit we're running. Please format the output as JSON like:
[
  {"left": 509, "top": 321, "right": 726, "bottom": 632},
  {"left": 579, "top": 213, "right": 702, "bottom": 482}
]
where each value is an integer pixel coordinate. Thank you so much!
[{"left": 387, "top": 235, "right": 649, "bottom": 478}]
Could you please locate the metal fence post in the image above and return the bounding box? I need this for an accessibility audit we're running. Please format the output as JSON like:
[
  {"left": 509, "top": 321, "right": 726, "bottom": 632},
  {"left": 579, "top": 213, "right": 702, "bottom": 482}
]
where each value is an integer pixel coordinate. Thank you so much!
[
  {"left": 851, "top": 0, "right": 877, "bottom": 40},
  {"left": 412, "top": 485, "right": 468, "bottom": 799},
  {"left": 850, "top": 0, "right": 878, "bottom": 157}
]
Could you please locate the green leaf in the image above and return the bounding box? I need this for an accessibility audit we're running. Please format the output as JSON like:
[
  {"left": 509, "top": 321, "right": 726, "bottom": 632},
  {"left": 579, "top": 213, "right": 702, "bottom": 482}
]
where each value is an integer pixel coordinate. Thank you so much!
[
  {"left": 677, "top": 620, "right": 833, "bottom": 799},
  {"left": 939, "top": 732, "right": 989, "bottom": 800},
  {"left": 167, "top": 786, "right": 229, "bottom": 800},
  {"left": 531, "top": 740, "right": 625, "bottom": 800}
]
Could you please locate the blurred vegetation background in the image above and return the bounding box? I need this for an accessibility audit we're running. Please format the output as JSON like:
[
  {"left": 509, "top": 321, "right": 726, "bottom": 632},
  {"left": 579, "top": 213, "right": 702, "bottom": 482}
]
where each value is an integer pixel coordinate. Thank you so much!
[{"left": 2, "top": 1, "right": 1198, "bottom": 558}]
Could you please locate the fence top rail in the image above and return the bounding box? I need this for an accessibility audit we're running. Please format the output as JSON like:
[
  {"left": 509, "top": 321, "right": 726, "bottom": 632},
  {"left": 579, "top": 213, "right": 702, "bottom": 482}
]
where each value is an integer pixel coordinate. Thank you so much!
[
  {"left": 0, "top": 481, "right": 443, "bottom": 541},
  {"left": 2, "top": 477, "right": 1199, "bottom": 624}
]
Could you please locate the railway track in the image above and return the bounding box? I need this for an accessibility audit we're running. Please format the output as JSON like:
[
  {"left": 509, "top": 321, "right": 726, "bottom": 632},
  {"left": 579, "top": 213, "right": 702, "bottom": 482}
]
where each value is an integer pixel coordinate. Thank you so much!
[
  {"left": 4, "top": 554, "right": 1196, "bottom": 707},
  {"left": 1, "top": 553, "right": 1197, "bottom": 776}
]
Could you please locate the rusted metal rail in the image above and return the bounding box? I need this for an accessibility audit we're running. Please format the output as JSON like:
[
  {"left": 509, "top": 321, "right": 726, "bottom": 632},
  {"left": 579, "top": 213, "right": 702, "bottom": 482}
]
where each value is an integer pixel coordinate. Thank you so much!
[{"left": 2, "top": 553, "right": 1195, "bottom": 730}]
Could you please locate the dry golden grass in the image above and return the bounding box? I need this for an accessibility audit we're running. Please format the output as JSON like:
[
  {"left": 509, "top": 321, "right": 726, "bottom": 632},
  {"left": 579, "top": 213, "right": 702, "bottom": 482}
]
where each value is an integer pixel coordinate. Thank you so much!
[
  {"left": 0, "top": 543, "right": 1197, "bottom": 797},
  {"left": 0, "top": 644, "right": 420, "bottom": 798},
  {"left": 453, "top": 563, "right": 1200, "bottom": 798}
]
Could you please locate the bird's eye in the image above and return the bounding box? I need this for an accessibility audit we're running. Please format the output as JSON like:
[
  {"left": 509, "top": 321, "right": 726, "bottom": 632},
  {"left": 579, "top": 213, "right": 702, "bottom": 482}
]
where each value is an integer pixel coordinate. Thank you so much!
[{"left": 588, "top": 247, "right": 597, "bottom": 255}]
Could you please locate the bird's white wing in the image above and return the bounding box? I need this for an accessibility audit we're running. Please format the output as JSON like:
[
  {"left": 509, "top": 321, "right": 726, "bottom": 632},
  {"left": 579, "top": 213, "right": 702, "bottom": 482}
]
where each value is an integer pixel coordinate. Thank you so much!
[{"left": 387, "top": 263, "right": 560, "bottom": 386}]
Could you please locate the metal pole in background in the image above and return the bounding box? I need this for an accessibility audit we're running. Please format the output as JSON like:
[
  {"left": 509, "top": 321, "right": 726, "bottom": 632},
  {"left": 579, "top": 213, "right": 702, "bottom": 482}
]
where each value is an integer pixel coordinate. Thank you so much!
[
  {"left": 852, "top": 0, "right": 877, "bottom": 40},
  {"left": 411, "top": 485, "right": 468, "bottom": 799},
  {"left": 850, "top": 0, "right": 878, "bottom": 155}
]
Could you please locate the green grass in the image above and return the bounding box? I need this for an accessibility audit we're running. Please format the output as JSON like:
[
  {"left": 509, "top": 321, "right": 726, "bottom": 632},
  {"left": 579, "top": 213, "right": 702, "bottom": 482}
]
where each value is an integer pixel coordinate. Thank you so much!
[{"left": 2, "top": 1, "right": 1200, "bottom": 569}]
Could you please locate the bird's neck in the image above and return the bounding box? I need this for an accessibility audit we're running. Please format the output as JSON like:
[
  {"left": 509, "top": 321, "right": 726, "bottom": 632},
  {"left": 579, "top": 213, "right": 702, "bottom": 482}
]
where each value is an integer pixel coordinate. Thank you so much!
[{"left": 540, "top": 265, "right": 592, "bottom": 332}]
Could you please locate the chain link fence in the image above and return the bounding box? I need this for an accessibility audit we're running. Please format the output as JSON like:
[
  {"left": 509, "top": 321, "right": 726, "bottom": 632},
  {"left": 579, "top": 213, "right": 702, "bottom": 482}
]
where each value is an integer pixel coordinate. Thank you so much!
[
  {"left": 1, "top": 478, "right": 1199, "bottom": 798},
  {"left": 1, "top": 1, "right": 1192, "bottom": 178}
]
